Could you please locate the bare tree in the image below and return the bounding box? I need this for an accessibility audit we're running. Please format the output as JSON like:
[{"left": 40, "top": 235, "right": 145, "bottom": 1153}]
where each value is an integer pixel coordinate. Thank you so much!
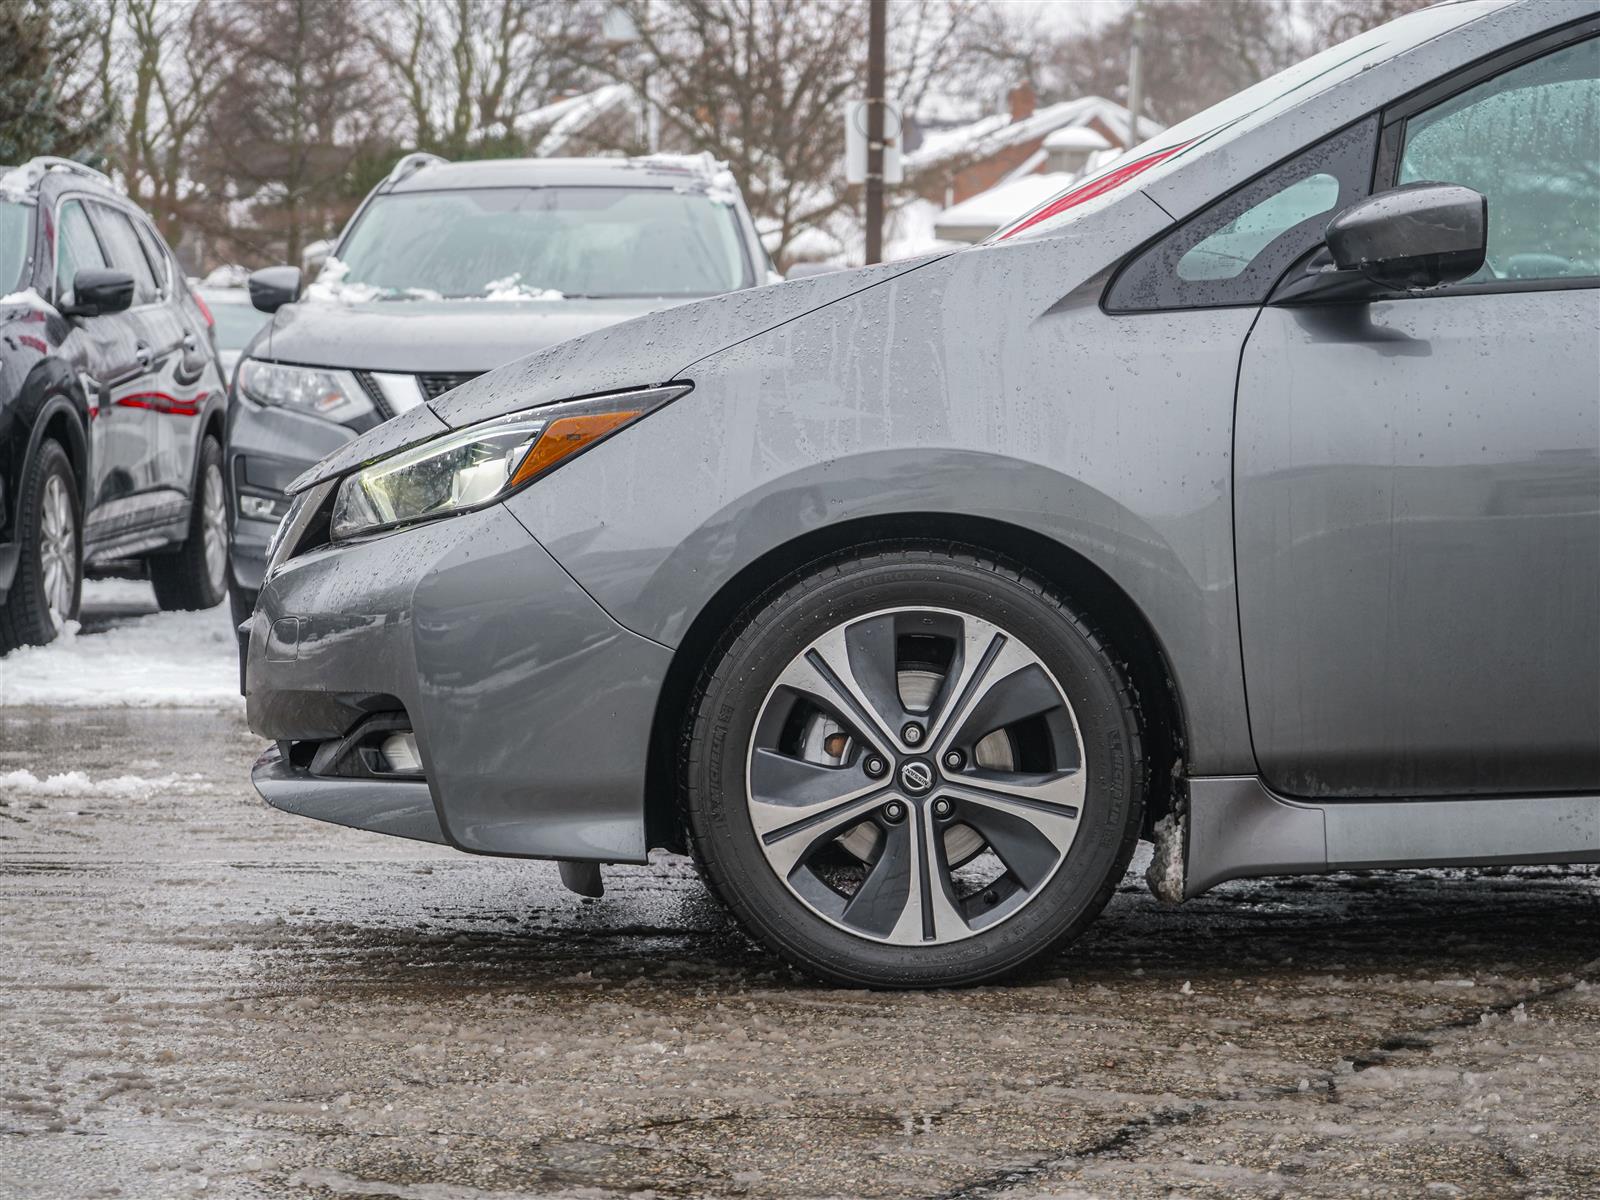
[
  {"left": 1037, "top": 0, "right": 1435, "bottom": 128},
  {"left": 111, "top": 0, "right": 233, "bottom": 248},
  {"left": 203, "top": 0, "right": 395, "bottom": 265},
  {"left": 578, "top": 0, "right": 983, "bottom": 263},
  {"left": 370, "top": 0, "right": 599, "bottom": 158}
]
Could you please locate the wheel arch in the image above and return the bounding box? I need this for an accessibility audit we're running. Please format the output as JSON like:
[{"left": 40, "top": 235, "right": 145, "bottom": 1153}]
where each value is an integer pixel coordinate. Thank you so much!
[
  {"left": 9, "top": 367, "right": 91, "bottom": 533},
  {"left": 642, "top": 512, "right": 1190, "bottom": 853}
]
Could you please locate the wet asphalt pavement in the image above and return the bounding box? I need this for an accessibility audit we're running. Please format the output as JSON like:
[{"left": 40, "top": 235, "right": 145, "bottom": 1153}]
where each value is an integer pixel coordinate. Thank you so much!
[{"left": 2, "top": 700, "right": 1597, "bottom": 1200}]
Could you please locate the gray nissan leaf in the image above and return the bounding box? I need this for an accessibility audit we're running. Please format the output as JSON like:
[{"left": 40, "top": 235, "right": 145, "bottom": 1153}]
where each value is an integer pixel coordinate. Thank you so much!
[{"left": 245, "top": 0, "right": 1599, "bottom": 988}]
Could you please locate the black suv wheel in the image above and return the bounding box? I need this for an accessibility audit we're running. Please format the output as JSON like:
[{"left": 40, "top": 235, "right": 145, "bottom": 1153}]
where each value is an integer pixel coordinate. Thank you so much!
[
  {"left": 151, "top": 435, "right": 228, "bottom": 611},
  {"left": 0, "top": 439, "right": 82, "bottom": 652}
]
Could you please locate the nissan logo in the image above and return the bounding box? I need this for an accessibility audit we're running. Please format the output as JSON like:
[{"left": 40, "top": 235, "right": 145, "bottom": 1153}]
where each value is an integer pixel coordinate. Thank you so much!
[{"left": 898, "top": 760, "right": 935, "bottom": 795}]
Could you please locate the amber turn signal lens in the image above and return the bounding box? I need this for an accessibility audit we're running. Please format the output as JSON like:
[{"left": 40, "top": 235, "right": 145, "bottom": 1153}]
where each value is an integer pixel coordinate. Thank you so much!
[{"left": 509, "top": 410, "right": 641, "bottom": 488}]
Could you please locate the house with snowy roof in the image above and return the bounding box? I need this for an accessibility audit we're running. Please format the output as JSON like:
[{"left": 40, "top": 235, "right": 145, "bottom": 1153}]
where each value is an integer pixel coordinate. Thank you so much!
[{"left": 904, "top": 86, "right": 1164, "bottom": 245}]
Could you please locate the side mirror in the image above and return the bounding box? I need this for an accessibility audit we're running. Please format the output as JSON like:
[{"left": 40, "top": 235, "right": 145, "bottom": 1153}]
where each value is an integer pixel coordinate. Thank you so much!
[
  {"left": 62, "top": 268, "right": 134, "bottom": 318},
  {"left": 249, "top": 265, "right": 303, "bottom": 314},
  {"left": 1325, "top": 181, "right": 1486, "bottom": 291}
]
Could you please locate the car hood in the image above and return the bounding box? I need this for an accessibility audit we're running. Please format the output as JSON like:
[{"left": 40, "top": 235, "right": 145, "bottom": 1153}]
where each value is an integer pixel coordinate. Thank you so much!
[
  {"left": 260, "top": 296, "right": 667, "bottom": 374},
  {"left": 289, "top": 252, "right": 950, "bottom": 493}
]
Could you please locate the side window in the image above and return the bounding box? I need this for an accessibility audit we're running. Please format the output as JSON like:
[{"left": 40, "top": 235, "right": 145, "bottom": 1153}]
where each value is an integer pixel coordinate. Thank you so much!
[
  {"left": 1398, "top": 37, "right": 1599, "bottom": 284},
  {"left": 91, "top": 204, "right": 160, "bottom": 305},
  {"left": 1106, "top": 116, "right": 1377, "bottom": 312},
  {"left": 134, "top": 220, "right": 171, "bottom": 299},
  {"left": 54, "top": 200, "right": 108, "bottom": 307}
]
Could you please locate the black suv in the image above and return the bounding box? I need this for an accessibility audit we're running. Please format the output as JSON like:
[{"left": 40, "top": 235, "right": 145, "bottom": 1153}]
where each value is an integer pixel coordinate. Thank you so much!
[{"left": 0, "top": 157, "right": 228, "bottom": 650}]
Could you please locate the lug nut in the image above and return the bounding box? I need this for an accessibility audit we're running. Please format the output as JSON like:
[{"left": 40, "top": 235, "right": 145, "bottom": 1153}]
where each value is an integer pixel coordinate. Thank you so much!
[
  {"left": 864, "top": 755, "right": 888, "bottom": 778},
  {"left": 943, "top": 749, "right": 964, "bottom": 770},
  {"left": 932, "top": 798, "right": 953, "bottom": 819},
  {"left": 901, "top": 722, "right": 924, "bottom": 745},
  {"left": 882, "top": 801, "right": 907, "bottom": 823}
]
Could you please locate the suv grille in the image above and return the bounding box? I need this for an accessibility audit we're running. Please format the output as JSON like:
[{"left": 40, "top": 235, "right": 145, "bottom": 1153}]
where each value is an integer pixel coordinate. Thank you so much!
[
  {"left": 352, "top": 371, "right": 481, "bottom": 419},
  {"left": 418, "top": 372, "right": 479, "bottom": 401}
]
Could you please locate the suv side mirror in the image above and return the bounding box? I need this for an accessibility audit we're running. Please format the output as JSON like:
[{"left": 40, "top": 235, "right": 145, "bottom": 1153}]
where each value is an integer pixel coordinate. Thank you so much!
[
  {"left": 249, "top": 265, "right": 303, "bottom": 314},
  {"left": 62, "top": 268, "right": 135, "bottom": 318},
  {"left": 1325, "top": 181, "right": 1486, "bottom": 291}
]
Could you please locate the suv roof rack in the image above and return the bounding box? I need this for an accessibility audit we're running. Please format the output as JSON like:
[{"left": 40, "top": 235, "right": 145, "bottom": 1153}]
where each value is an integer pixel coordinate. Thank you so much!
[
  {"left": 26, "top": 156, "right": 114, "bottom": 189},
  {"left": 385, "top": 152, "right": 448, "bottom": 187}
]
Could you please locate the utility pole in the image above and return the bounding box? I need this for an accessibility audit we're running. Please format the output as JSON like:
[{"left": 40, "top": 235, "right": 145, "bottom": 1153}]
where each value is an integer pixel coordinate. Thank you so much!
[
  {"left": 1126, "top": 0, "right": 1146, "bottom": 149},
  {"left": 865, "top": 0, "right": 886, "bottom": 265}
]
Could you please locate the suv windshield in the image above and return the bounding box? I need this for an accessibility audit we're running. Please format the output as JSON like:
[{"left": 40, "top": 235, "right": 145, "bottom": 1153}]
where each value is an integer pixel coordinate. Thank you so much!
[
  {"left": 0, "top": 201, "right": 30, "bottom": 293},
  {"left": 325, "top": 186, "right": 753, "bottom": 301}
]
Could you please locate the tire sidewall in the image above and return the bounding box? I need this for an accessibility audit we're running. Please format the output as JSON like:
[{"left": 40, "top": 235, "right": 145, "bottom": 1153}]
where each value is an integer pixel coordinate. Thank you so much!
[
  {"left": 689, "top": 552, "right": 1140, "bottom": 987},
  {"left": 22, "top": 442, "right": 83, "bottom": 639}
]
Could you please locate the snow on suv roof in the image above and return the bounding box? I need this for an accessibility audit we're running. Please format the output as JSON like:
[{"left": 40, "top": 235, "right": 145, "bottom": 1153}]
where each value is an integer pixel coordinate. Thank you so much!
[{"left": 387, "top": 153, "right": 735, "bottom": 194}]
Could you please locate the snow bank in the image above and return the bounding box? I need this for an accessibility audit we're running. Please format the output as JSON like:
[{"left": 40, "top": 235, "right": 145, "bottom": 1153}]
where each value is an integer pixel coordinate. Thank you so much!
[
  {"left": 0, "top": 586, "right": 240, "bottom": 709},
  {"left": 0, "top": 769, "right": 211, "bottom": 798}
]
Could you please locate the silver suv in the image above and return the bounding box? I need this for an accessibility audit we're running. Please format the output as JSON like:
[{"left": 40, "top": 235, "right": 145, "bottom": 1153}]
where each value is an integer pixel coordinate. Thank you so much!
[{"left": 225, "top": 152, "right": 773, "bottom": 626}]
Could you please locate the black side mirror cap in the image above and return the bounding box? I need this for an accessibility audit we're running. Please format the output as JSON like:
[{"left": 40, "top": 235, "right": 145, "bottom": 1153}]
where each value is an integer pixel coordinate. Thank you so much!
[
  {"left": 61, "top": 268, "right": 135, "bottom": 318},
  {"left": 249, "top": 266, "right": 303, "bottom": 314},
  {"left": 1325, "top": 181, "right": 1487, "bottom": 291}
]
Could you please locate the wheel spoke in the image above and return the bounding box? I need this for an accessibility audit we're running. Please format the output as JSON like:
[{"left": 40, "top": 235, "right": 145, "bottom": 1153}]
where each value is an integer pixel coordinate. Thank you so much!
[
  {"left": 755, "top": 787, "right": 895, "bottom": 877},
  {"left": 773, "top": 623, "right": 902, "bottom": 754},
  {"left": 928, "top": 633, "right": 1045, "bottom": 753},
  {"left": 940, "top": 777, "right": 1083, "bottom": 889},
  {"left": 841, "top": 805, "right": 967, "bottom": 943},
  {"left": 936, "top": 655, "right": 1069, "bottom": 756}
]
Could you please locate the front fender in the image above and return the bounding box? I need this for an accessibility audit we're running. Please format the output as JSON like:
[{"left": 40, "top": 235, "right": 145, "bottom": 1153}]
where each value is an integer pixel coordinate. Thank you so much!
[{"left": 505, "top": 200, "right": 1254, "bottom": 775}]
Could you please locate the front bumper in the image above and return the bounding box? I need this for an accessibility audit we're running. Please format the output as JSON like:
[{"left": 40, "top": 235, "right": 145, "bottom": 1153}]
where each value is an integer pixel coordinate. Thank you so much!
[{"left": 245, "top": 502, "right": 674, "bottom": 862}]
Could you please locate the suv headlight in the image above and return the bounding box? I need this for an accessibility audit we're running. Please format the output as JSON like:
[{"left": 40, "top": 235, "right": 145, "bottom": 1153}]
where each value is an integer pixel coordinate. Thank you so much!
[
  {"left": 237, "top": 358, "right": 374, "bottom": 423},
  {"left": 329, "top": 384, "right": 689, "bottom": 541}
]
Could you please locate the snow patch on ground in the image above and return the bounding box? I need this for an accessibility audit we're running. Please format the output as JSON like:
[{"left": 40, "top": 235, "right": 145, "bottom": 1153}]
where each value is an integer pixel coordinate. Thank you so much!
[
  {"left": 0, "top": 584, "right": 240, "bottom": 709},
  {"left": 0, "top": 768, "right": 212, "bottom": 798}
]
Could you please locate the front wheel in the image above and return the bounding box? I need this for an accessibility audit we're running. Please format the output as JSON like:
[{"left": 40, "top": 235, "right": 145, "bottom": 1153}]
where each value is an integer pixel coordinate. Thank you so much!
[
  {"left": 682, "top": 546, "right": 1144, "bottom": 988},
  {"left": 0, "top": 439, "right": 82, "bottom": 653},
  {"left": 151, "top": 435, "right": 228, "bottom": 611}
]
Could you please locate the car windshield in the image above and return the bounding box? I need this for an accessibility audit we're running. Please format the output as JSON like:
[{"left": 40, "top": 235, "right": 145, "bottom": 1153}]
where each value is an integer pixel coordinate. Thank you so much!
[
  {"left": 0, "top": 200, "right": 30, "bottom": 293},
  {"left": 324, "top": 186, "right": 753, "bottom": 301}
]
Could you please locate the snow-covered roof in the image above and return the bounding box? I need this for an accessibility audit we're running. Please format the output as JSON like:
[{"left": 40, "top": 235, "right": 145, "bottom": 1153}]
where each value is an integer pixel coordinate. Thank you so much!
[
  {"left": 1044, "top": 126, "right": 1112, "bottom": 153},
  {"left": 933, "top": 143, "right": 1122, "bottom": 243},
  {"left": 906, "top": 95, "right": 1162, "bottom": 175},
  {"left": 516, "top": 84, "right": 634, "bottom": 157},
  {"left": 934, "top": 173, "right": 1074, "bottom": 242}
]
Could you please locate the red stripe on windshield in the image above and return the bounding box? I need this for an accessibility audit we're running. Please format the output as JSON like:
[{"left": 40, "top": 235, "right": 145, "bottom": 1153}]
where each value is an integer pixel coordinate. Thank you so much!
[{"left": 996, "top": 140, "right": 1196, "bottom": 241}]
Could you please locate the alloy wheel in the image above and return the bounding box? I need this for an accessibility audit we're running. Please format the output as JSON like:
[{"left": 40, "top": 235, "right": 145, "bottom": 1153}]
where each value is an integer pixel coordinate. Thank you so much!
[
  {"left": 38, "top": 473, "right": 77, "bottom": 630},
  {"left": 745, "top": 606, "right": 1086, "bottom": 946},
  {"left": 201, "top": 463, "right": 228, "bottom": 593}
]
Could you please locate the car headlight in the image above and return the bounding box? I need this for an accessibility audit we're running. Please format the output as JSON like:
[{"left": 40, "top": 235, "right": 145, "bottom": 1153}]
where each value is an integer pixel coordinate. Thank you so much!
[
  {"left": 329, "top": 384, "right": 690, "bottom": 541},
  {"left": 237, "top": 358, "right": 374, "bottom": 423}
]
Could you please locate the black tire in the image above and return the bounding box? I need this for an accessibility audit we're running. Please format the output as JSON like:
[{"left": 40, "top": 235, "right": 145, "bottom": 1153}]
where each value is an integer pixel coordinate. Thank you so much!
[
  {"left": 682, "top": 544, "right": 1144, "bottom": 988},
  {"left": 151, "top": 435, "right": 228, "bottom": 611},
  {"left": 0, "top": 439, "right": 83, "bottom": 654}
]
